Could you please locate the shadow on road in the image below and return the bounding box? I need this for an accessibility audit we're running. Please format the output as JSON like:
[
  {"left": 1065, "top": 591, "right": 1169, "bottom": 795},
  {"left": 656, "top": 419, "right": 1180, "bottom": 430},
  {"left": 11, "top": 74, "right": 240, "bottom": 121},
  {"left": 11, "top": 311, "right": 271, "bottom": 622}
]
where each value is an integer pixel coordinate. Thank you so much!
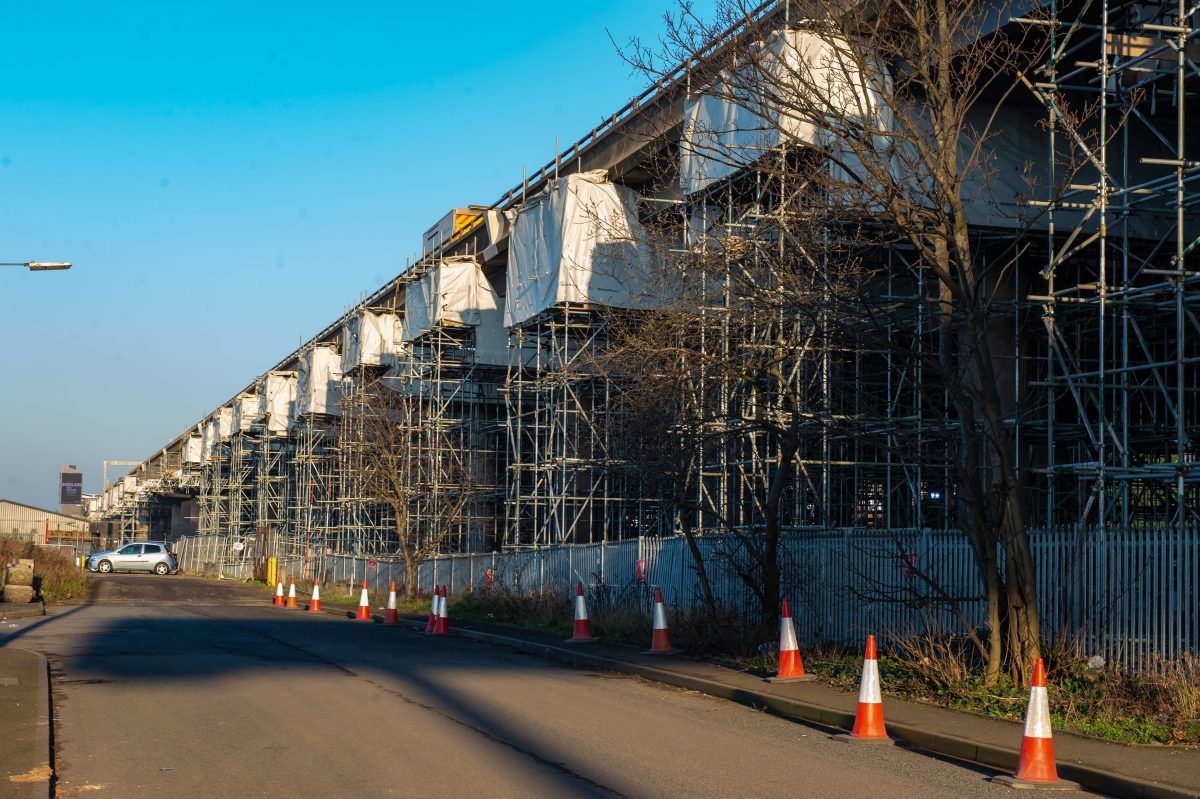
[{"left": 16, "top": 605, "right": 624, "bottom": 797}]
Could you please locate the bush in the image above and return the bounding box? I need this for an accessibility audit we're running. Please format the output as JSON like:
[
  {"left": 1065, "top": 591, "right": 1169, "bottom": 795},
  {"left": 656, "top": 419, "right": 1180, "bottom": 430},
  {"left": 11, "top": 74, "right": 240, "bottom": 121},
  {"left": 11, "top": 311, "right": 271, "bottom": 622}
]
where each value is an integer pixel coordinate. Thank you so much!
[{"left": 0, "top": 536, "right": 90, "bottom": 602}]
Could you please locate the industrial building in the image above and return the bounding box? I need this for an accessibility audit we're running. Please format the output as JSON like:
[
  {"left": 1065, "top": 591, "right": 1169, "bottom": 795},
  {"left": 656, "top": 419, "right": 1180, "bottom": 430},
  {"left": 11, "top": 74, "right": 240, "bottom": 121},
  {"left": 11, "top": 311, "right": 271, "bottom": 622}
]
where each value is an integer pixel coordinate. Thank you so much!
[
  {"left": 94, "top": 0, "right": 1198, "bottom": 589},
  {"left": 1, "top": 499, "right": 92, "bottom": 549}
]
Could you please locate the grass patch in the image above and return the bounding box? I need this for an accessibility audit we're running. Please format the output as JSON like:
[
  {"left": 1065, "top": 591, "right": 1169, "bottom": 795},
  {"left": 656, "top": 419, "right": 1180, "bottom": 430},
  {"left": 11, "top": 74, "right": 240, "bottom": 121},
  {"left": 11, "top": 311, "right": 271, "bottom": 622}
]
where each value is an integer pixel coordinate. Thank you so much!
[
  {"left": 0, "top": 536, "right": 90, "bottom": 602},
  {"left": 770, "top": 636, "right": 1200, "bottom": 747}
]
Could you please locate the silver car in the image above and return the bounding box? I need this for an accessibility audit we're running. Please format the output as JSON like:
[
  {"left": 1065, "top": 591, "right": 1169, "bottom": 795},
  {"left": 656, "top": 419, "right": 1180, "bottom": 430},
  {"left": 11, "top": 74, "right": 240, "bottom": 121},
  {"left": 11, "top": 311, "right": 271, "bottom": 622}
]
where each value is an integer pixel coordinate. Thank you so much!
[{"left": 88, "top": 542, "right": 179, "bottom": 575}]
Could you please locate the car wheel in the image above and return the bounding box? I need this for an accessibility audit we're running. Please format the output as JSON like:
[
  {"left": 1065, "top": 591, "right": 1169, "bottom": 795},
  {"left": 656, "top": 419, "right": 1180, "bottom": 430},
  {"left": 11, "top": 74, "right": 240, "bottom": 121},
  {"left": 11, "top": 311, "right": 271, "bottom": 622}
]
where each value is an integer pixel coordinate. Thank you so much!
[
  {"left": 98, "top": 560, "right": 113, "bottom": 573},
  {"left": 154, "top": 562, "right": 170, "bottom": 576}
]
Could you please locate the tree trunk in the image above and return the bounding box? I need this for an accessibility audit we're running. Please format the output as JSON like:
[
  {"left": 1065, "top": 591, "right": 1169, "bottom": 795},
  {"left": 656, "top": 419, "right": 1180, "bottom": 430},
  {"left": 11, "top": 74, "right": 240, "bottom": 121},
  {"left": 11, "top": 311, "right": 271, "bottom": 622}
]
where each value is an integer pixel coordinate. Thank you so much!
[
  {"left": 679, "top": 480, "right": 723, "bottom": 627},
  {"left": 759, "top": 441, "right": 796, "bottom": 639},
  {"left": 983, "top": 560, "right": 1003, "bottom": 687},
  {"left": 403, "top": 554, "right": 420, "bottom": 599}
]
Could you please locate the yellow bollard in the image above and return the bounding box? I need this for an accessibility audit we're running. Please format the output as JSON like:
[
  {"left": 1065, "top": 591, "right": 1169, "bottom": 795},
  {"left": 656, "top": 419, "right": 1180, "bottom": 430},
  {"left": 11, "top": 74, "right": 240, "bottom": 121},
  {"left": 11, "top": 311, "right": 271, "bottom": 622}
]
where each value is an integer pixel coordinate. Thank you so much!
[{"left": 266, "top": 557, "right": 277, "bottom": 588}]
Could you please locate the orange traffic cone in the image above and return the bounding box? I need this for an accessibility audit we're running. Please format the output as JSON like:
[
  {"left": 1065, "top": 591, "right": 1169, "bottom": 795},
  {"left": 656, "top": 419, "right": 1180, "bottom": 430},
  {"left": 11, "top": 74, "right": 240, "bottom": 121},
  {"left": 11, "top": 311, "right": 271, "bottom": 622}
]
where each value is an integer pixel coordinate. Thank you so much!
[
  {"left": 834, "top": 635, "right": 894, "bottom": 744},
  {"left": 384, "top": 582, "right": 399, "bottom": 625},
  {"left": 273, "top": 579, "right": 284, "bottom": 606},
  {"left": 423, "top": 587, "right": 438, "bottom": 633},
  {"left": 286, "top": 579, "right": 298, "bottom": 609},
  {"left": 564, "top": 581, "right": 596, "bottom": 644},
  {"left": 355, "top": 580, "right": 372, "bottom": 621},
  {"left": 991, "top": 659, "right": 1079, "bottom": 790},
  {"left": 644, "top": 587, "right": 678, "bottom": 655},
  {"left": 308, "top": 579, "right": 322, "bottom": 613},
  {"left": 767, "top": 599, "right": 814, "bottom": 682},
  {"left": 435, "top": 586, "right": 450, "bottom": 635}
]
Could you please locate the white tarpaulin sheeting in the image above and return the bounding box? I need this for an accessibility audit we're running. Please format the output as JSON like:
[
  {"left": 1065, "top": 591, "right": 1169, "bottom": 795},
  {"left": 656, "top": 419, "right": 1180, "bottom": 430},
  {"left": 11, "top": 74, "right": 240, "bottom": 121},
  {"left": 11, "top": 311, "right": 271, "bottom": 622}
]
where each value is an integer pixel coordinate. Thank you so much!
[
  {"left": 216, "top": 406, "right": 235, "bottom": 440},
  {"left": 341, "top": 309, "right": 404, "bottom": 370},
  {"left": 402, "top": 257, "right": 508, "bottom": 366},
  {"left": 504, "top": 170, "right": 657, "bottom": 329},
  {"left": 182, "top": 436, "right": 203, "bottom": 465},
  {"left": 201, "top": 420, "right": 218, "bottom": 462},
  {"left": 262, "top": 372, "right": 297, "bottom": 433},
  {"left": 680, "top": 29, "right": 892, "bottom": 195},
  {"left": 297, "top": 345, "right": 343, "bottom": 416},
  {"left": 233, "top": 392, "right": 265, "bottom": 433}
]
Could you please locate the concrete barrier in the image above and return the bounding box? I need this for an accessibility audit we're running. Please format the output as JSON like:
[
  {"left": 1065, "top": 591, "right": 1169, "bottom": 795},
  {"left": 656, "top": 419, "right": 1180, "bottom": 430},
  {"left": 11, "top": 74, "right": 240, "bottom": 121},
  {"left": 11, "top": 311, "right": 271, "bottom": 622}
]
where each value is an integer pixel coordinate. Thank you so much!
[{"left": 2, "top": 559, "right": 36, "bottom": 603}]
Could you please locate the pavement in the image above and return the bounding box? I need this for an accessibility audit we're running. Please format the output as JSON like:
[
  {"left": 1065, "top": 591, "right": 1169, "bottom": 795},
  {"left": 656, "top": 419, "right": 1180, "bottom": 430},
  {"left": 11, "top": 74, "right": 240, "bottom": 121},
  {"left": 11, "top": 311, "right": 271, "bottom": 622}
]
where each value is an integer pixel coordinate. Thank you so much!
[
  {"left": 0, "top": 601, "right": 46, "bottom": 620},
  {"left": 0, "top": 572, "right": 1194, "bottom": 798},
  {"left": 0, "top": 645, "right": 52, "bottom": 799}
]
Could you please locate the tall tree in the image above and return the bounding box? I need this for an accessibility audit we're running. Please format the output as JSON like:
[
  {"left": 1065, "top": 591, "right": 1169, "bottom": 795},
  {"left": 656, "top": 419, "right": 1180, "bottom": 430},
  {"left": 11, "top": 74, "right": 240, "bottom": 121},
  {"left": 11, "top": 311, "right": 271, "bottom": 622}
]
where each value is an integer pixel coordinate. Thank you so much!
[{"left": 619, "top": 0, "right": 1100, "bottom": 682}]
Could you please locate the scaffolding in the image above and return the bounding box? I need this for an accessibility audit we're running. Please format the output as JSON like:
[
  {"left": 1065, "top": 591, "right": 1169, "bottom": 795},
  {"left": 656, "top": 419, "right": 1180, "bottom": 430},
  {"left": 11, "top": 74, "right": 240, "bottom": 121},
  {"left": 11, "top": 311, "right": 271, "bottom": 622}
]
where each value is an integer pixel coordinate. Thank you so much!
[
  {"left": 130, "top": 0, "right": 1197, "bottom": 574},
  {"left": 337, "top": 361, "right": 398, "bottom": 555},
  {"left": 197, "top": 441, "right": 231, "bottom": 538},
  {"left": 289, "top": 413, "right": 339, "bottom": 561},
  {"left": 504, "top": 305, "right": 664, "bottom": 548},
  {"left": 391, "top": 303, "right": 505, "bottom": 555},
  {"left": 1023, "top": 0, "right": 1199, "bottom": 530},
  {"left": 676, "top": 178, "right": 954, "bottom": 539},
  {"left": 227, "top": 430, "right": 257, "bottom": 541}
]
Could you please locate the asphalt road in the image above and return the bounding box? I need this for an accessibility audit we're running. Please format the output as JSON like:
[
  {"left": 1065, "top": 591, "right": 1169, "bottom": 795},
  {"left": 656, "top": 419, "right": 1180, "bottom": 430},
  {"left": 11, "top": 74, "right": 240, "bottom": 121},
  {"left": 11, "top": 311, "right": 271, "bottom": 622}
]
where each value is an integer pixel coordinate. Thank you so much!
[{"left": 1, "top": 574, "right": 1101, "bottom": 798}]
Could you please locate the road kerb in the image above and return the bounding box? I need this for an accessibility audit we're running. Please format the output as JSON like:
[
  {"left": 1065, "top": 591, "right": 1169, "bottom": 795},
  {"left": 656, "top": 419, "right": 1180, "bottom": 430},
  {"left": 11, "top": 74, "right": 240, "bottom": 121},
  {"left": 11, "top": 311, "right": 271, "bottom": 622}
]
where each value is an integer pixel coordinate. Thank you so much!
[
  {"left": 380, "top": 617, "right": 1198, "bottom": 799},
  {"left": 0, "top": 602, "right": 46, "bottom": 620},
  {"left": 0, "top": 648, "right": 52, "bottom": 799}
]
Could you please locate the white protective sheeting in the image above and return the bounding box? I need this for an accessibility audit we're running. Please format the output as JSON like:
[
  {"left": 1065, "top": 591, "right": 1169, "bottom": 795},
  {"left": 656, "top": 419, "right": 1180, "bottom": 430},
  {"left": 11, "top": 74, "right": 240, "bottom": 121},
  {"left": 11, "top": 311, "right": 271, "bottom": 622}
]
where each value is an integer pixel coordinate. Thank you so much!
[
  {"left": 504, "top": 170, "right": 657, "bottom": 328},
  {"left": 233, "top": 392, "right": 266, "bottom": 433},
  {"left": 121, "top": 475, "right": 137, "bottom": 493},
  {"left": 216, "top": 406, "right": 235, "bottom": 440},
  {"left": 341, "top": 309, "right": 404, "bottom": 370},
  {"left": 182, "top": 436, "right": 203, "bottom": 465},
  {"left": 297, "top": 345, "right": 343, "bottom": 416},
  {"left": 402, "top": 257, "right": 508, "bottom": 366},
  {"left": 680, "top": 28, "right": 892, "bottom": 195},
  {"left": 202, "top": 419, "right": 218, "bottom": 462},
  {"left": 262, "top": 372, "right": 298, "bottom": 433}
]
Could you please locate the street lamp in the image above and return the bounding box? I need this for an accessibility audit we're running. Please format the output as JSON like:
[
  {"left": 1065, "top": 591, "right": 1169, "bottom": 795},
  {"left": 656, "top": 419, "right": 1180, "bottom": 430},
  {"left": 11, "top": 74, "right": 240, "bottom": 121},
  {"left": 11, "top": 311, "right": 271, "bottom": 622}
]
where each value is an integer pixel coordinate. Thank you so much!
[{"left": 0, "top": 261, "right": 72, "bottom": 271}]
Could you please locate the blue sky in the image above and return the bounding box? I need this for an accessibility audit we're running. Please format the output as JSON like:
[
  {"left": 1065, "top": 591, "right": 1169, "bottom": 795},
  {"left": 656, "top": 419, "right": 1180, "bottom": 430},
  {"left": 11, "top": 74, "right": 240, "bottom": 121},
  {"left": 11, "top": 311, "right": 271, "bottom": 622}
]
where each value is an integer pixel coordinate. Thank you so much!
[{"left": 0, "top": 0, "right": 708, "bottom": 508}]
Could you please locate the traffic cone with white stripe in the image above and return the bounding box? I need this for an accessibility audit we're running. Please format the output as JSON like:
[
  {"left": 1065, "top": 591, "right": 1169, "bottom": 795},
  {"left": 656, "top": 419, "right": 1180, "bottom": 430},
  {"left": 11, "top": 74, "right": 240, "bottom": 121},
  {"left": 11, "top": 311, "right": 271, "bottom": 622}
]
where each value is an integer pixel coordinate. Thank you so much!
[
  {"left": 355, "top": 580, "right": 372, "bottom": 621},
  {"left": 644, "top": 587, "right": 678, "bottom": 655},
  {"left": 564, "top": 581, "right": 596, "bottom": 644},
  {"left": 437, "top": 586, "right": 451, "bottom": 634},
  {"left": 991, "top": 659, "right": 1079, "bottom": 790},
  {"left": 384, "top": 582, "right": 399, "bottom": 625},
  {"left": 273, "top": 579, "right": 285, "bottom": 606},
  {"left": 834, "top": 635, "right": 895, "bottom": 744},
  {"left": 286, "top": 579, "right": 298, "bottom": 609},
  {"left": 766, "top": 599, "right": 814, "bottom": 682},
  {"left": 308, "top": 579, "right": 322, "bottom": 613},
  {"left": 423, "top": 587, "right": 438, "bottom": 633}
]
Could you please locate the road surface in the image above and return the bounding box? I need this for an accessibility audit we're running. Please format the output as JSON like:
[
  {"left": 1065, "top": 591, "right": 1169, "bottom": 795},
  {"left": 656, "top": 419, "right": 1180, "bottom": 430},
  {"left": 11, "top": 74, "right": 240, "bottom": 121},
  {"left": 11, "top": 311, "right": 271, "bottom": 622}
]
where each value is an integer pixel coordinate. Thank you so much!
[{"left": 2, "top": 574, "right": 1098, "bottom": 798}]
